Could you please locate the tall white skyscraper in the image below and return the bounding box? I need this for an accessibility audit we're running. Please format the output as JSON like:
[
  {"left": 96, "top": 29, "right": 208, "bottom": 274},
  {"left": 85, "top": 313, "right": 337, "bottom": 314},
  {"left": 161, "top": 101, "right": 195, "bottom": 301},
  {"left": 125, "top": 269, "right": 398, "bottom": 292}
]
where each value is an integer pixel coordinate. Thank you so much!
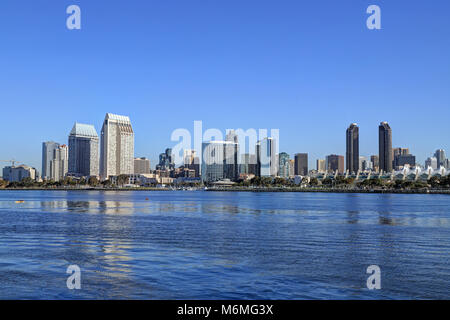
[
  {"left": 100, "top": 113, "right": 134, "bottom": 180},
  {"left": 50, "top": 145, "right": 69, "bottom": 182},
  {"left": 256, "top": 137, "right": 277, "bottom": 177},
  {"left": 42, "top": 141, "right": 59, "bottom": 180}
]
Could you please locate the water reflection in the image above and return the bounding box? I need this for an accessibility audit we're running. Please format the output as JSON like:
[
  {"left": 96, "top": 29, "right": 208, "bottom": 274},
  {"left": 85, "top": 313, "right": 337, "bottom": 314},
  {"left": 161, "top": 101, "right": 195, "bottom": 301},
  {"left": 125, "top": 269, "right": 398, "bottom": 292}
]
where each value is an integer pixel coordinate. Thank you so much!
[{"left": 1, "top": 191, "right": 450, "bottom": 299}]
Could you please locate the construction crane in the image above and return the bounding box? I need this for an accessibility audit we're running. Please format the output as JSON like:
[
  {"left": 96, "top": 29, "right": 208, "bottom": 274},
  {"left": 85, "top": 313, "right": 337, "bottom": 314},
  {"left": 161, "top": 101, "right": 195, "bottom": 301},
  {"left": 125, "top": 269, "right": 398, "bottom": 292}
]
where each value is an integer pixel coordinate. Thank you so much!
[{"left": 0, "top": 160, "right": 19, "bottom": 167}]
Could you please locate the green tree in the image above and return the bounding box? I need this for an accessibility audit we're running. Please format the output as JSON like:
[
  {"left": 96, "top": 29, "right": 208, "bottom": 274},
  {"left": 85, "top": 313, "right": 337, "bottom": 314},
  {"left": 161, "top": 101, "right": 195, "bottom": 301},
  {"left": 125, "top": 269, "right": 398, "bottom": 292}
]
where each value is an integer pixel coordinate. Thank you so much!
[
  {"left": 117, "top": 174, "right": 129, "bottom": 186},
  {"left": 88, "top": 176, "right": 99, "bottom": 186}
]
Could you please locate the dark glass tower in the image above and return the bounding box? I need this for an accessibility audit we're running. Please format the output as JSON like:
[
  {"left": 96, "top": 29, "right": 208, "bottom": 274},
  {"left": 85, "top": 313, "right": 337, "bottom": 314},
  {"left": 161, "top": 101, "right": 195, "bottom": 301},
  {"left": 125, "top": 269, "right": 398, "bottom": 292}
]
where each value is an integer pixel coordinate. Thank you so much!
[
  {"left": 378, "top": 122, "right": 393, "bottom": 173},
  {"left": 346, "top": 123, "right": 359, "bottom": 173},
  {"left": 294, "top": 153, "right": 308, "bottom": 176}
]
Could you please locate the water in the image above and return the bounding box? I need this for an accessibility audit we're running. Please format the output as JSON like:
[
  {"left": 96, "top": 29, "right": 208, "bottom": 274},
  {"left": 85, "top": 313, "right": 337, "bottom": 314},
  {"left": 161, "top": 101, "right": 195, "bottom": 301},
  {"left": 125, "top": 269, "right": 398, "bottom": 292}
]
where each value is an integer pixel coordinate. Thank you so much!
[{"left": 0, "top": 190, "right": 449, "bottom": 299}]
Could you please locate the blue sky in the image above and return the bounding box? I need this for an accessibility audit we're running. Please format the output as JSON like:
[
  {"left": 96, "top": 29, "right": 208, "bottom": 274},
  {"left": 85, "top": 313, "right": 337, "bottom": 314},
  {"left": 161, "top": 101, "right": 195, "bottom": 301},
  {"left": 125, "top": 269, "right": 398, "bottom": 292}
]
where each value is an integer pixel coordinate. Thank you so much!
[{"left": 1, "top": 0, "right": 449, "bottom": 171}]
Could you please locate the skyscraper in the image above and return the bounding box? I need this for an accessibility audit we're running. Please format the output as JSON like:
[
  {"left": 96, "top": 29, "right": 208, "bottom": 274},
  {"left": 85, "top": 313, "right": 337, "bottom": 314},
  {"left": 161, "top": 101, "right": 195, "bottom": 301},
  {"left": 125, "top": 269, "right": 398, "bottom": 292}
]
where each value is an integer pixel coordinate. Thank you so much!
[
  {"left": 225, "top": 130, "right": 239, "bottom": 180},
  {"left": 316, "top": 159, "right": 326, "bottom": 172},
  {"left": 370, "top": 155, "right": 379, "bottom": 172},
  {"left": 346, "top": 123, "right": 359, "bottom": 173},
  {"left": 256, "top": 137, "right": 277, "bottom": 177},
  {"left": 100, "top": 113, "right": 134, "bottom": 180},
  {"left": 288, "top": 159, "right": 295, "bottom": 177},
  {"left": 50, "top": 144, "right": 68, "bottom": 181},
  {"left": 425, "top": 157, "right": 438, "bottom": 170},
  {"left": 134, "top": 157, "right": 151, "bottom": 174},
  {"left": 240, "top": 154, "right": 257, "bottom": 175},
  {"left": 379, "top": 122, "right": 393, "bottom": 172},
  {"left": 359, "top": 156, "right": 367, "bottom": 172},
  {"left": 294, "top": 153, "right": 308, "bottom": 176},
  {"left": 183, "top": 150, "right": 200, "bottom": 177},
  {"left": 278, "top": 152, "right": 290, "bottom": 178},
  {"left": 434, "top": 149, "right": 447, "bottom": 168},
  {"left": 201, "top": 140, "right": 239, "bottom": 182},
  {"left": 157, "top": 148, "right": 174, "bottom": 170},
  {"left": 68, "top": 123, "right": 99, "bottom": 177},
  {"left": 326, "top": 154, "right": 345, "bottom": 173},
  {"left": 393, "top": 148, "right": 409, "bottom": 157},
  {"left": 42, "top": 141, "right": 59, "bottom": 180}
]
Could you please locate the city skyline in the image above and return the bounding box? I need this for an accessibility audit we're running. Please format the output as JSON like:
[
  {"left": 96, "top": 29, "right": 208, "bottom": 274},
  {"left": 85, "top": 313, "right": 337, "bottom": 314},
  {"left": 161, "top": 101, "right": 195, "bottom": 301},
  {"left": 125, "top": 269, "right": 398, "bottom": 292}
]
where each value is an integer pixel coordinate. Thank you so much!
[
  {"left": 1, "top": 1, "right": 450, "bottom": 170},
  {"left": 2, "top": 116, "right": 450, "bottom": 177}
]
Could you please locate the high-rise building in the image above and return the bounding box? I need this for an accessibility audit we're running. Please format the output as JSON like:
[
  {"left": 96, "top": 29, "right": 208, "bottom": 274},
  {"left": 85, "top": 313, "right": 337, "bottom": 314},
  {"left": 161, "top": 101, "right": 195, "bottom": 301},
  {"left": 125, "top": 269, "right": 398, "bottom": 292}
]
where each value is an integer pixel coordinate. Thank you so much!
[
  {"left": 240, "top": 154, "right": 257, "bottom": 175},
  {"left": 425, "top": 157, "right": 438, "bottom": 170},
  {"left": 394, "top": 154, "right": 416, "bottom": 169},
  {"left": 256, "top": 137, "right": 277, "bottom": 177},
  {"left": 50, "top": 145, "right": 68, "bottom": 181},
  {"left": 201, "top": 140, "right": 239, "bottom": 182},
  {"left": 100, "top": 113, "right": 134, "bottom": 180},
  {"left": 393, "top": 148, "right": 409, "bottom": 158},
  {"left": 225, "top": 130, "right": 239, "bottom": 143},
  {"left": 157, "top": 148, "right": 174, "bottom": 171},
  {"left": 42, "top": 141, "right": 59, "bottom": 180},
  {"left": 294, "top": 153, "right": 308, "bottom": 176},
  {"left": 278, "top": 152, "right": 290, "bottom": 178},
  {"left": 183, "top": 149, "right": 200, "bottom": 177},
  {"left": 371, "top": 155, "right": 379, "bottom": 172},
  {"left": 68, "top": 123, "right": 99, "bottom": 177},
  {"left": 134, "top": 157, "right": 150, "bottom": 174},
  {"left": 316, "top": 159, "right": 326, "bottom": 173},
  {"left": 225, "top": 131, "right": 240, "bottom": 180},
  {"left": 346, "top": 123, "right": 359, "bottom": 173},
  {"left": 359, "top": 156, "right": 367, "bottom": 172},
  {"left": 434, "top": 149, "right": 447, "bottom": 168},
  {"left": 326, "top": 154, "right": 345, "bottom": 173},
  {"left": 379, "top": 122, "right": 393, "bottom": 172},
  {"left": 288, "top": 159, "right": 295, "bottom": 177},
  {"left": 392, "top": 147, "right": 415, "bottom": 169}
]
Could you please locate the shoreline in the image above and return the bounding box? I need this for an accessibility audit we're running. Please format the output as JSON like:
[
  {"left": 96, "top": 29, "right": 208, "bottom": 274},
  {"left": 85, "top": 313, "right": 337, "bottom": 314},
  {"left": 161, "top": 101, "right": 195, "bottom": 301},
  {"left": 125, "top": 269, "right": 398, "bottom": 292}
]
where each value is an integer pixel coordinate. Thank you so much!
[
  {"left": 206, "top": 187, "right": 450, "bottom": 195},
  {"left": 1, "top": 187, "right": 450, "bottom": 195}
]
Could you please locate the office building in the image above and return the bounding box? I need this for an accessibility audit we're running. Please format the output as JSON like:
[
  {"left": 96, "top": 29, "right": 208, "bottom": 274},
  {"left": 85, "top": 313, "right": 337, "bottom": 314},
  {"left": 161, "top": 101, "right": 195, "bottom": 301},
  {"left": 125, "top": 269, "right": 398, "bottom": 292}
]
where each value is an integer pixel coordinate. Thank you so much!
[
  {"left": 157, "top": 148, "right": 174, "bottom": 171},
  {"left": 294, "top": 153, "right": 308, "bottom": 176},
  {"left": 50, "top": 144, "right": 68, "bottom": 181},
  {"left": 379, "top": 122, "right": 393, "bottom": 172},
  {"left": 289, "top": 159, "right": 295, "bottom": 177},
  {"left": 42, "top": 141, "right": 59, "bottom": 180},
  {"left": 240, "top": 154, "right": 257, "bottom": 175},
  {"left": 435, "top": 149, "right": 447, "bottom": 168},
  {"left": 278, "top": 152, "right": 290, "bottom": 178},
  {"left": 256, "top": 137, "right": 277, "bottom": 177},
  {"left": 326, "top": 154, "right": 345, "bottom": 173},
  {"left": 134, "top": 157, "right": 150, "bottom": 174},
  {"left": 393, "top": 148, "right": 409, "bottom": 158},
  {"left": 3, "top": 165, "right": 36, "bottom": 182},
  {"left": 100, "top": 113, "right": 134, "bottom": 179},
  {"left": 183, "top": 149, "right": 200, "bottom": 177},
  {"left": 425, "top": 157, "right": 438, "bottom": 170},
  {"left": 346, "top": 123, "right": 359, "bottom": 173},
  {"left": 68, "top": 123, "right": 99, "bottom": 177},
  {"left": 394, "top": 154, "right": 416, "bottom": 169},
  {"left": 201, "top": 140, "right": 239, "bottom": 182},
  {"left": 371, "top": 155, "right": 379, "bottom": 172},
  {"left": 359, "top": 156, "right": 367, "bottom": 172},
  {"left": 316, "top": 159, "right": 326, "bottom": 173}
]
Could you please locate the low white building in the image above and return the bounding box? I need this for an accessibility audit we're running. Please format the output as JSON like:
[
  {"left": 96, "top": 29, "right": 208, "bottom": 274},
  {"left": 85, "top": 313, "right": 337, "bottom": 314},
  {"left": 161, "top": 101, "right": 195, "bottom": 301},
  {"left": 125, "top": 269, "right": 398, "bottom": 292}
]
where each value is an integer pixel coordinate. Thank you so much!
[{"left": 2, "top": 165, "right": 37, "bottom": 182}]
